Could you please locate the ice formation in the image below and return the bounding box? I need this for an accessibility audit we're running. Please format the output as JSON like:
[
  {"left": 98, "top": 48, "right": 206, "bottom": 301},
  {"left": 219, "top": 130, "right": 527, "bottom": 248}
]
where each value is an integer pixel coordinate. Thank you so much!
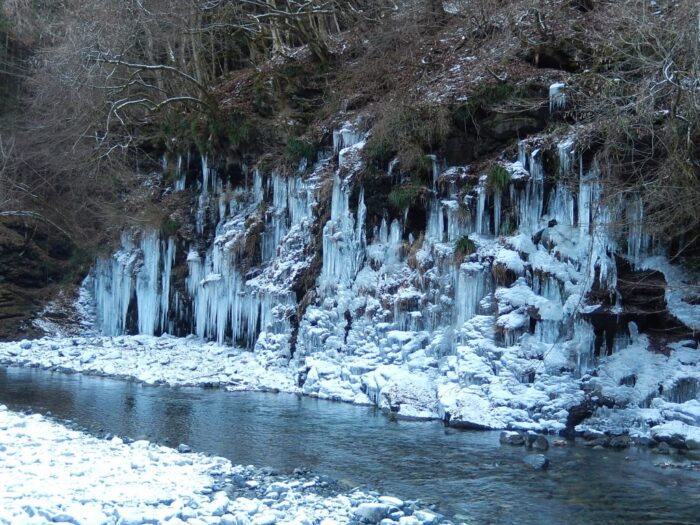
[{"left": 82, "top": 126, "right": 700, "bottom": 437}]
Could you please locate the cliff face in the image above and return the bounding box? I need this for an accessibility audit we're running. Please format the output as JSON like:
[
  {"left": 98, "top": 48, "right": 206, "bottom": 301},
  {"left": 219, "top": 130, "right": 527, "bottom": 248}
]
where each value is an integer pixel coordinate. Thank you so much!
[
  {"left": 80, "top": 109, "right": 700, "bottom": 439},
  {"left": 0, "top": 218, "right": 74, "bottom": 340},
  {"left": 6, "top": 0, "right": 700, "bottom": 441}
]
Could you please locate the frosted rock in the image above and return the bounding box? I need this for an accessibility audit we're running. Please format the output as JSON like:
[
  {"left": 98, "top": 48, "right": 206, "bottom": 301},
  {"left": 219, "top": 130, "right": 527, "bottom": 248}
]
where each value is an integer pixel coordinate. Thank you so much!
[
  {"left": 355, "top": 502, "right": 392, "bottom": 523},
  {"left": 413, "top": 510, "right": 441, "bottom": 524}
]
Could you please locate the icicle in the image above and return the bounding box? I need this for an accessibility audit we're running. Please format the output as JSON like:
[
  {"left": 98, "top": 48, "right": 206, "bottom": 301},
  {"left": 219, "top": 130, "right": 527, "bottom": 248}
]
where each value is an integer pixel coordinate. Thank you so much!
[
  {"left": 558, "top": 139, "right": 574, "bottom": 175},
  {"left": 172, "top": 155, "right": 186, "bottom": 191},
  {"left": 626, "top": 196, "right": 650, "bottom": 266},
  {"left": 573, "top": 320, "right": 596, "bottom": 378},
  {"left": 546, "top": 183, "right": 575, "bottom": 227},
  {"left": 549, "top": 83, "right": 567, "bottom": 113},
  {"left": 493, "top": 192, "right": 502, "bottom": 236},
  {"left": 427, "top": 198, "right": 445, "bottom": 243},
  {"left": 160, "top": 238, "right": 175, "bottom": 332},
  {"left": 513, "top": 148, "right": 544, "bottom": 234},
  {"left": 578, "top": 156, "right": 593, "bottom": 236},
  {"left": 333, "top": 126, "right": 364, "bottom": 155},
  {"left": 136, "top": 232, "right": 162, "bottom": 335},
  {"left": 427, "top": 154, "right": 440, "bottom": 190},
  {"left": 320, "top": 174, "right": 366, "bottom": 288},
  {"left": 475, "top": 180, "right": 489, "bottom": 235},
  {"left": 195, "top": 157, "right": 213, "bottom": 235},
  {"left": 454, "top": 262, "right": 487, "bottom": 327},
  {"left": 388, "top": 158, "right": 400, "bottom": 182},
  {"left": 94, "top": 231, "right": 176, "bottom": 337},
  {"left": 379, "top": 218, "right": 389, "bottom": 244},
  {"left": 93, "top": 233, "right": 137, "bottom": 336}
]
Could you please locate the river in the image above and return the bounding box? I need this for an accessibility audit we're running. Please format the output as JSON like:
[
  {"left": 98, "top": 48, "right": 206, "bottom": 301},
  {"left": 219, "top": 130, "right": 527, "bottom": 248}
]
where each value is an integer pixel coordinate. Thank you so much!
[{"left": 1, "top": 365, "right": 697, "bottom": 525}]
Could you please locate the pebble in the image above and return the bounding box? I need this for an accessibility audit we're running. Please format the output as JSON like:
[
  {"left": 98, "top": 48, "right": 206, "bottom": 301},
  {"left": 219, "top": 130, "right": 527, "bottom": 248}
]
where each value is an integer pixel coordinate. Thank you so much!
[{"left": 0, "top": 409, "right": 446, "bottom": 525}]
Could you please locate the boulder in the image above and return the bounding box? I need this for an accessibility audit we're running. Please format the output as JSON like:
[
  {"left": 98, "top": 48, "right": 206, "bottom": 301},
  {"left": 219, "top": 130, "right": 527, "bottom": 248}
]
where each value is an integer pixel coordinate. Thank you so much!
[
  {"left": 499, "top": 431, "right": 525, "bottom": 446},
  {"left": 609, "top": 436, "right": 631, "bottom": 449},
  {"left": 532, "top": 435, "right": 549, "bottom": 451},
  {"left": 355, "top": 503, "right": 393, "bottom": 524}
]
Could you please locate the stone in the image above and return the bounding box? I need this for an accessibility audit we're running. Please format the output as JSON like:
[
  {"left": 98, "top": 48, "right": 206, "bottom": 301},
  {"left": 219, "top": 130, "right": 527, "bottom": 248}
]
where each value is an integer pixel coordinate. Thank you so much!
[
  {"left": 523, "top": 454, "right": 549, "bottom": 470},
  {"left": 252, "top": 513, "right": 277, "bottom": 525},
  {"left": 379, "top": 496, "right": 404, "bottom": 508},
  {"left": 583, "top": 438, "right": 609, "bottom": 448},
  {"left": 177, "top": 443, "right": 192, "bottom": 453},
  {"left": 686, "top": 438, "right": 700, "bottom": 450},
  {"left": 609, "top": 436, "right": 631, "bottom": 449},
  {"left": 413, "top": 510, "right": 441, "bottom": 524},
  {"left": 532, "top": 435, "right": 549, "bottom": 451},
  {"left": 355, "top": 502, "right": 393, "bottom": 523},
  {"left": 499, "top": 431, "right": 525, "bottom": 446},
  {"left": 654, "top": 442, "right": 672, "bottom": 455}
]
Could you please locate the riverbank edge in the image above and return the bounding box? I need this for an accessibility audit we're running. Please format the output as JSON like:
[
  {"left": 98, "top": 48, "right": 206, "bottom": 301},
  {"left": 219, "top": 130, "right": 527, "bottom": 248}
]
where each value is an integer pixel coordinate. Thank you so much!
[{"left": 0, "top": 404, "right": 453, "bottom": 525}]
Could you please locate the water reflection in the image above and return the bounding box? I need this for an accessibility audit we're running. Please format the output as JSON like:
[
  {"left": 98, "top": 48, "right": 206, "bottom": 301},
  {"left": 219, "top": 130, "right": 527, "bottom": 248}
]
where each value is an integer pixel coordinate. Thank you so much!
[{"left": 0, "top": 366, "right": 699, "bottom": 525}]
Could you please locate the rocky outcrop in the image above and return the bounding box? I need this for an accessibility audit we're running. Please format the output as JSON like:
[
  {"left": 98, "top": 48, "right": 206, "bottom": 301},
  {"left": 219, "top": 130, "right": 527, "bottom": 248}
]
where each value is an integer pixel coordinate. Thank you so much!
[{"left": 0, "top": 218, "right": 74, "bottom": 340}]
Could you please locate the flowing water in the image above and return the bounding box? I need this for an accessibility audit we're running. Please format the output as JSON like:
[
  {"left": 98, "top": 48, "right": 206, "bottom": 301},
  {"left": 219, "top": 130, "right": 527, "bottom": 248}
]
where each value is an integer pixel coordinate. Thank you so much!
[{"left": 1, "top": 365, "right": 698, "bottom": 525}]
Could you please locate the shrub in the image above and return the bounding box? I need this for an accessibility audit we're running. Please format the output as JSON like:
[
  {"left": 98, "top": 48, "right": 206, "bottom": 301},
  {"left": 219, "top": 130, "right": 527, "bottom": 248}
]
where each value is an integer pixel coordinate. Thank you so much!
[
  {"left": 160, "top": 217, "right": 180, "bottom": 237},
  {"left": 388, "top": 184, "right": 421, "bottom": 210},
  {"left": 284, "top": 138, "right": 316, "bottom": 164},
  {"left": 452, "top": 83, "right": 523, "bottom": 128},
  {"left": 488, "top": 164, "right": 511, "bottom": 193},
  {"left": 455, "top": 235, "right": 476, "bottom": 258},
  {"left": 365, "top": 103, "right": 450, "bottom": 177}
]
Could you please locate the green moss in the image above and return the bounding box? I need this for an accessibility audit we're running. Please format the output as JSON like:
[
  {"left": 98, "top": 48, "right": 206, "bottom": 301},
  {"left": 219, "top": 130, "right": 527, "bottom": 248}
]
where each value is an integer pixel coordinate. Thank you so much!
[
  {"left": 388, "top": 184, "right": 421, "bottom": 210},
  {"left": 488, "top": 164, "right": 511, "bottom": 193},
  {"left": 160, "top": 217, "right": 181, "bottom": 237},
  {"left": 455, "top": 235, "right": 476, "bottom": 258},
  {"left": 364, "top": 104, "right": 450, "bottom": 178},
  {"left": 364, "top": 135, "right": 396, "bottom": 169},
  {"left": 284, "top": 138, "right": 316, "bottom": 164}
]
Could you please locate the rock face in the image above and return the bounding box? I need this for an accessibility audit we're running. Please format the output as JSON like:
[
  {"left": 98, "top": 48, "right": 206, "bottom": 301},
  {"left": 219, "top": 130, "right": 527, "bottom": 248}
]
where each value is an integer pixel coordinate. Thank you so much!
[
  {"left": 19, "top": 121, "right": 700, "bottom": 440},
  {"left": 0, "top": 218, "right": 73, "bottom": 340}
]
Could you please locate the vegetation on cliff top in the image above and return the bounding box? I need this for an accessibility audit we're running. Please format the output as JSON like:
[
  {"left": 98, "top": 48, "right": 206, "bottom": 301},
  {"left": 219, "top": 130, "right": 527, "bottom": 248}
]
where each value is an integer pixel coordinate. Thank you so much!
[{"left": 0, "top": 0, "right": 697, "bottom": 266}]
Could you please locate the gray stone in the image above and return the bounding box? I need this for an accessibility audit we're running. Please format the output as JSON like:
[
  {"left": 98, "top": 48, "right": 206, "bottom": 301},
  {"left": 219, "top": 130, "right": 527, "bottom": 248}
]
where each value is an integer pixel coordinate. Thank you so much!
[
  {"left": 413, "top": 509, "right": 441, "bottom": 524},
  {"left": 686, "top": 438, "right": 700, "bottom": 450},
  {"left": 177, "top": 443, "right": 192, "bottom": 453},
  {"left": 499, "top": 431, "right": 525, "bottom": 446},
  {"left": 532, "top": 435, "right": 549, "bottom": 451},
  {"left": 654, "top": 442, "right": 672, "bottom": 455},
  {"left": 355, "top": 503, "right": 393, "bottom": 523},
  {"left": 379, "top": 496, "right": 404, "bottom": 508},
  {"left": 609, "top": 436, "right": 631, "bottom": 449},
  {"left": 583, "top": 438, "right": 609, "bottom": 448},
  {"left": 523, "top": 454, "right": 549, "bottom": 470}
]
